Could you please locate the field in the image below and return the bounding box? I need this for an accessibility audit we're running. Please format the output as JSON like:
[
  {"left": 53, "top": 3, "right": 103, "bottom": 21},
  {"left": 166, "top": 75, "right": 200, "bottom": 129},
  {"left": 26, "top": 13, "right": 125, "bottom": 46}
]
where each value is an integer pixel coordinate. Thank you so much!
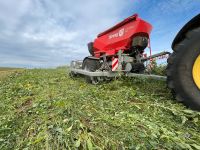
[
  {"left": 0, "top": 67, "right": 200, "bottom": 150},
  {"left": 0, "top": 67, "right": 23, "bottom": 81}
]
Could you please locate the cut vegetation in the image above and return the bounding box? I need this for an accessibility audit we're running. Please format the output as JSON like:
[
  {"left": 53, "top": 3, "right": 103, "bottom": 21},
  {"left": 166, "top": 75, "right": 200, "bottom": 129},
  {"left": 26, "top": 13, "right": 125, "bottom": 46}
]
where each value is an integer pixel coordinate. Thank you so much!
[{"left": 0, "top": 67, "right": 200, "bottom": 149}]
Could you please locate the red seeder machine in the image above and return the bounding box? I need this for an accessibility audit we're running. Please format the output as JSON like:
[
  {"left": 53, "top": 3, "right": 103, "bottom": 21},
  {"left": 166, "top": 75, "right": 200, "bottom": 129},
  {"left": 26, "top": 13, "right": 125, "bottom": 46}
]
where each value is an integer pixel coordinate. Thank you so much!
[{"left": 70, "top": 14, "right": 200, "bottom": 111}]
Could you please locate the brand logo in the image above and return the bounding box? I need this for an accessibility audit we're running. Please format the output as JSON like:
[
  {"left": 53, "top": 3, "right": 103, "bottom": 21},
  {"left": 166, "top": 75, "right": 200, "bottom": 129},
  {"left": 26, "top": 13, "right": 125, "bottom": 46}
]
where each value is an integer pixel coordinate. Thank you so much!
[
  {"left": 109, "top": 28, "right": 125, "bottom": 39},
  {"left": 119, "top": 28, "right": 125, "bottom": 37}
]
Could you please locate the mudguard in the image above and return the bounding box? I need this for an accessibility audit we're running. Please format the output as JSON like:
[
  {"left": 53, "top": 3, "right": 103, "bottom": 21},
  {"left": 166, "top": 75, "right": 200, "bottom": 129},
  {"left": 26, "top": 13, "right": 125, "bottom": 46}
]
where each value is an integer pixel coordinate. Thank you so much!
[{"left": 172, "top": 14, "right": 200, "bottom": 49}]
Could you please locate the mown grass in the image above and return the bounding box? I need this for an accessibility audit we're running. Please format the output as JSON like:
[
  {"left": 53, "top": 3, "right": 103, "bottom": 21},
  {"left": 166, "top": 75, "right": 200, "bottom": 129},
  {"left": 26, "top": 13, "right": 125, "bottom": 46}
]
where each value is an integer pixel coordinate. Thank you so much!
[{"left": 0, "top": 68, "right": 200, "bottom": 150}]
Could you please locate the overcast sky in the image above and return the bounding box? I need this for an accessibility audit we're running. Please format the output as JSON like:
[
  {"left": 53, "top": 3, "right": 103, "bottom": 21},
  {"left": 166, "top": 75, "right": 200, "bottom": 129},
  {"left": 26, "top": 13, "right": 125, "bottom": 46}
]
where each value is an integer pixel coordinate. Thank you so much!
[{"left": 0, "top": 0, "right": 199, "bottom": 68}]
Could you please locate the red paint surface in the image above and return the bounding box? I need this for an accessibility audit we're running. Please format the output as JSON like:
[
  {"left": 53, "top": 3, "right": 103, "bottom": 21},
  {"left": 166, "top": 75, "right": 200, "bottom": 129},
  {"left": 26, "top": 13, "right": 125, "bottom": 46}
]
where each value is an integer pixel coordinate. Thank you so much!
[{"left": 93, "top": 14, "right": 153, "bottom": 58}]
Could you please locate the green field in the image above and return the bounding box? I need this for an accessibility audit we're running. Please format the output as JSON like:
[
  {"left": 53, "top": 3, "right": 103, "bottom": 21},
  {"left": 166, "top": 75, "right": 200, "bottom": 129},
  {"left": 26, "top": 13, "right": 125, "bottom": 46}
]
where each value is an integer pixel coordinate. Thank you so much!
[
  {"left": 0, "top": 68, "right": 200, "bottom": 149},
  {"left": 0, "top": 67, "right": 23, "bottom": 80}
]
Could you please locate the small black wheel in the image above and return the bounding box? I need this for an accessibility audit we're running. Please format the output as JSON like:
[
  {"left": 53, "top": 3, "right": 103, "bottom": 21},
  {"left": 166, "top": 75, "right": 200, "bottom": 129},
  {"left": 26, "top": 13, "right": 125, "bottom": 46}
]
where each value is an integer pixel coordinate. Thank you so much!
[
  {"left": 82, "top": 58, "right": 101, "bottom": 84},
  {"left": 69, "top": 71, "right": 77, "bottom": 78},
  {"left": 131, "top": 62, "right": 145, "bottom": 73},
  {"left": 167, "top": 27, "right": 200, "bottom": 110}
]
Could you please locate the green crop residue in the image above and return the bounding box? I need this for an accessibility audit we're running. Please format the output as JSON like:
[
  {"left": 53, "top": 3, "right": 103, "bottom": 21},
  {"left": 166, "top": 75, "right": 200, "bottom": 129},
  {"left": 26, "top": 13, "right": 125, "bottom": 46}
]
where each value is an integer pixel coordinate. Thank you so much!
[{"left": 0, "top": 67, "right": 199, "bottom": 149}]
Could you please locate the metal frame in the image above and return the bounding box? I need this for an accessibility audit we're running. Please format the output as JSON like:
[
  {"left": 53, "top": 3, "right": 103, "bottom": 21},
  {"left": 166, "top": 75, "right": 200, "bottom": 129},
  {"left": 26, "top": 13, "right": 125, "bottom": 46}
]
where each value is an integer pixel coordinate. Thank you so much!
[
  {"left": 70, "top": 50, "right": 170, "bottom": 81},
  {"left": 70, "top": 68, "right": 166, "bottom": 81}
]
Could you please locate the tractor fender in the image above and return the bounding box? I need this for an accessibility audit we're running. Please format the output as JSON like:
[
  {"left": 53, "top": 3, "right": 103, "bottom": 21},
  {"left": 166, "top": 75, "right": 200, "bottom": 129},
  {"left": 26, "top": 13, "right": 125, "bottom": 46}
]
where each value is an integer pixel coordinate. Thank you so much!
[{"left": 172, "top": 13, "right": 200, "bottom": 49}]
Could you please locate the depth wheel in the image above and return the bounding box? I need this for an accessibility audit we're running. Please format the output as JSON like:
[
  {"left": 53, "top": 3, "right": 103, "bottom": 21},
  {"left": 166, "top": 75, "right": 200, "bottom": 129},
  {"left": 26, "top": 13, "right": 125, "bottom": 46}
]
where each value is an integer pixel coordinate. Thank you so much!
[
  {"left": 82, "top": 58, "right": 101, "bottom": 84},
  {"left": 69, "top": 71, "right": 77, "bottom": 78},
  {"left": 167, "top": 27, "right": 200, "bottom": 110}
]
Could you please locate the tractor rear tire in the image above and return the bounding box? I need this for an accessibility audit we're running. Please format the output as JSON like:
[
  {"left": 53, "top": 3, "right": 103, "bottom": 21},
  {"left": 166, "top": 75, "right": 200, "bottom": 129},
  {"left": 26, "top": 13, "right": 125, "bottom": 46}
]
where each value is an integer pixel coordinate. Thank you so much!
[
  {"left": 82, "top": 58, "right": 101, "bottom": 84},
  {"left": 167, "top": 27, "right": 200, "bottom": 110}
]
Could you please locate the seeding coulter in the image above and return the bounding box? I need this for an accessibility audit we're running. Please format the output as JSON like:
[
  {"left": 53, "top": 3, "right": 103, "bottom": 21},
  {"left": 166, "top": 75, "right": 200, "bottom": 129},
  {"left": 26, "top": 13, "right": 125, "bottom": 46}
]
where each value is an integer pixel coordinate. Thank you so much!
[{"left": 70, "top": 14, "right": 200, "bottom": 111}]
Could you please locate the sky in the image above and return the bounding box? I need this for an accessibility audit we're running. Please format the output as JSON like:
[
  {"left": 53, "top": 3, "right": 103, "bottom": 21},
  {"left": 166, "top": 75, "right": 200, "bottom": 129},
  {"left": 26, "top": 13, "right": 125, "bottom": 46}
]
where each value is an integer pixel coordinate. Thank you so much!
[{"left": 0, "top": 0, "right": 199, "bottom": 68}]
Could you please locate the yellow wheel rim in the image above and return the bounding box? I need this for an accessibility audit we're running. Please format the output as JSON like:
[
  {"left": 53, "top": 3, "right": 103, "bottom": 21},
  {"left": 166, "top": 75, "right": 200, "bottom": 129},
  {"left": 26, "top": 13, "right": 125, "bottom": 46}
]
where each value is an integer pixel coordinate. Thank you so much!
[{"left": 193, "top": 55, "right": 200, "bottom": 90}]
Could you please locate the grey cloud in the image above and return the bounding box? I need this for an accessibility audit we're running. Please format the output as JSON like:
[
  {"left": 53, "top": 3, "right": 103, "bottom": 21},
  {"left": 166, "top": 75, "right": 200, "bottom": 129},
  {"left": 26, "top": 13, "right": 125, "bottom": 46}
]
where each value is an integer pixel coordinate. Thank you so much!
[{"left": 0, "top": 0, "right": 131, "bottom": 68}]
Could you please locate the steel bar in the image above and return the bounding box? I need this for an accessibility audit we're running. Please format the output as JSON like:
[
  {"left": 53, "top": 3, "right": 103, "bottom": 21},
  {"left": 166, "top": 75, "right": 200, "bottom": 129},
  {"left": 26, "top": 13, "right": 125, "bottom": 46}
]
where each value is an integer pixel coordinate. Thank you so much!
[
  {"left": 70, "top": 68, "right": 167, "bottom": 81},
  {"left": 142, "top": 51, "right": 171, "bottom": 62},
  {"left": 126, "top": 73, "right": 166, "bottom": 81}
]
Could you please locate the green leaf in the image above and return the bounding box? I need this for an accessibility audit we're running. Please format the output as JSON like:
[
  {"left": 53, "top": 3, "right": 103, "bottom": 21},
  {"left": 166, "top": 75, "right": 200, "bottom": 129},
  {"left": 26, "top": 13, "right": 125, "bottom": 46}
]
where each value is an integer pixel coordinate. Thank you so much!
[
  {"left": 75, "top": 139, "right": 81, "bottom": 148},
  {"left": 191, "top": 144, "right": 200, "bottom": 150},
  {"left": 87, "top": 138, "right": 93, "bottom": 150},
  {"left": 55, "top": 127, "right": 63, "bottom": 133},
  {"left": 181, "top": 116, "right": 188, "bottom": 124},
  {"left": 193, "top": 117, "right": 198, "bottom": 123},
  {"left": 134, "top": 105, "right": 141, "bottom": 110},
  {"left": 56, "top": 101, "right": 65, "bottom": 108},
  {"left": 67, "top": 124, "right": 73, "bottom": 132},
  {"left": 131, "top": 91, "right": 137, "bottom": 97},
  {"left": 32, "top": 136, "right": 45, "bottom": 144},
  {"left": 177, "top": 142, "right": 192, "bottom": 150},
  {"left": 182, "top": 109, "right": 195, "bottom": 114}
]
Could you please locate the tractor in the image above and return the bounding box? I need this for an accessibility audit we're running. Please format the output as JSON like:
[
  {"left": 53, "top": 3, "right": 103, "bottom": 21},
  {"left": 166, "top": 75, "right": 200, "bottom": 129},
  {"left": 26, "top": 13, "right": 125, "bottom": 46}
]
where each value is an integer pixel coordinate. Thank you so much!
[{"left": 70, "top": 14, "right": 200, "bottom": 111}]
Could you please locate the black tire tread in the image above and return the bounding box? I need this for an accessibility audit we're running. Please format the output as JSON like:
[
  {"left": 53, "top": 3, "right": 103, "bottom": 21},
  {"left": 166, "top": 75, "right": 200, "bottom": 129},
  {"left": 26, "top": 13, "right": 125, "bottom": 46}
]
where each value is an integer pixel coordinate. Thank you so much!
[
  {"left": 82, "top": 57, "right": 101, "bottom": 84},
  {"left": 167, "top": 27, "right": 200, "bottom": 110}
]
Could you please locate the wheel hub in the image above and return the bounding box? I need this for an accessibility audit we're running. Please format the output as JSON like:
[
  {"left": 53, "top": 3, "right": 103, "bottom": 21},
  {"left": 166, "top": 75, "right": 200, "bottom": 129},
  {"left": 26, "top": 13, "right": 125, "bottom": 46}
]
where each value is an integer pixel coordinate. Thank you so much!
[{"left": 193, "top": 54, "right": 200, "bottom": 90}]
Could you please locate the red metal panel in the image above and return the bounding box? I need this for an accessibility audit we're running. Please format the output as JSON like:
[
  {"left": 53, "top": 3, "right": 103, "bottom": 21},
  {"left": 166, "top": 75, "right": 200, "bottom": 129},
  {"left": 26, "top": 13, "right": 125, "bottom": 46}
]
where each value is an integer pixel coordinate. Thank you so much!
[
  {"left": 97, "top": 14, "right": 139, "bottom": 37},
  {"left": 93, "top": 14, "right": 152, "bottom": 58}
]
